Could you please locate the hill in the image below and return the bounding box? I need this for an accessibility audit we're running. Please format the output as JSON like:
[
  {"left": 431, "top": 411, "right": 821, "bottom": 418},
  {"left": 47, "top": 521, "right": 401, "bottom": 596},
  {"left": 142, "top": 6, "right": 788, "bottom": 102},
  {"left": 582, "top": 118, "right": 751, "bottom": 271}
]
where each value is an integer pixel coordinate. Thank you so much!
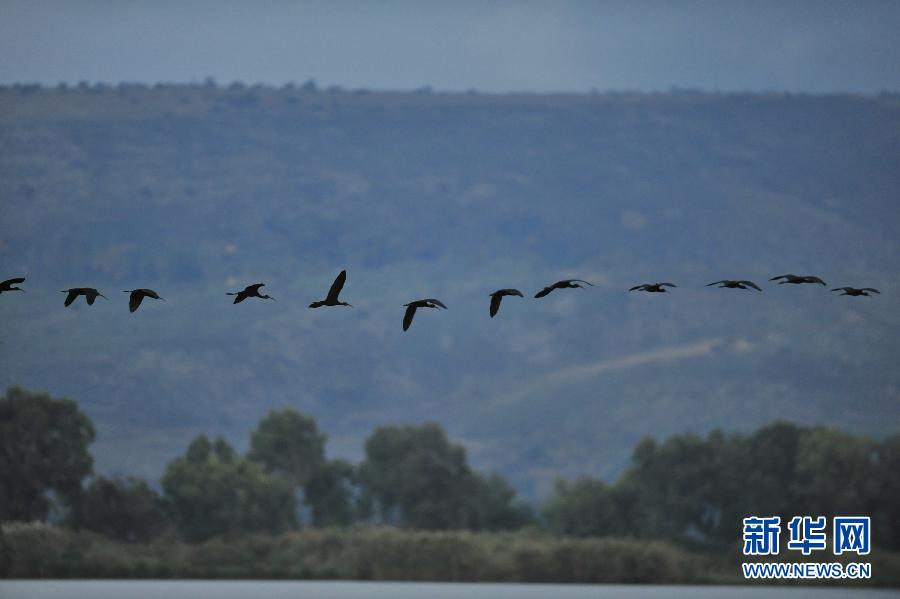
[{"left": 1, "top": 84, "right": 898, "bottom": 498}]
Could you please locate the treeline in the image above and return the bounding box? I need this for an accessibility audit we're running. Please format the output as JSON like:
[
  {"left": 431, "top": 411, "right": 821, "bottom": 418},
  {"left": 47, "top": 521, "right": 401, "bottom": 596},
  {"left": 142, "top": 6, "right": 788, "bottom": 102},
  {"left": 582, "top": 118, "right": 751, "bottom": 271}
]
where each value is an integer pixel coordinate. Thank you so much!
[
  {"left": 544, "top": 423, "right": 900, "bottom": 551},
  {"left": 0, "top": 387, "right": 531, "bottom": 544},
  {"left": 1, "top": 386, "right": 898, "bottom": 552}
]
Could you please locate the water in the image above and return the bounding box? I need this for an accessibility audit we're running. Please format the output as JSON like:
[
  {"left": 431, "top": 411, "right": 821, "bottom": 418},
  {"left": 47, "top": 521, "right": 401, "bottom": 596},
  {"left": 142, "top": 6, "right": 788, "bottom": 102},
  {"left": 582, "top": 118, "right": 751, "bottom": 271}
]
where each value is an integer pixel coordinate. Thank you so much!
[{"left": 1, "top": 581, "right": 898, "bottom": 599}]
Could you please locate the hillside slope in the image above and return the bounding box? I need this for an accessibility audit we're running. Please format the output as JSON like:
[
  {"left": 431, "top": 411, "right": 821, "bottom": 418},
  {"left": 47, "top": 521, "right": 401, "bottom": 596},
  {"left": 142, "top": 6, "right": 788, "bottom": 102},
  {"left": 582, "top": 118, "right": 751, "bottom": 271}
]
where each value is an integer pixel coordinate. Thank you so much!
[{"left": 1, "top": 85, "right": 898, "bottom": 497}]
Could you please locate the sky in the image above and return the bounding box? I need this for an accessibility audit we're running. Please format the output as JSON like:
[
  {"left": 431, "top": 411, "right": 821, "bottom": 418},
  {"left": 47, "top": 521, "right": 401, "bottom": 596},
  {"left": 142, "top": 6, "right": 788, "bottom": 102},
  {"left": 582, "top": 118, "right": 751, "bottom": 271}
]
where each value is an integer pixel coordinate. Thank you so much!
[{"left": 2, "top": 0, "right": 900, "bottom": 93}]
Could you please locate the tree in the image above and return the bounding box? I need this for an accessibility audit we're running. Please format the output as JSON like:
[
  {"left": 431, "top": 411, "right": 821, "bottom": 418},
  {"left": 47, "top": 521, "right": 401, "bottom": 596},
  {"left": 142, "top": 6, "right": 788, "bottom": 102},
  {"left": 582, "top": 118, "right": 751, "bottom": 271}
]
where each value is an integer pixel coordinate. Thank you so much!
[
  {"left": 248, "top": 409, "right": 326, "bottom": 487},
  {"left": 162, "top": 435, "right": 297, "bottom": 542},
  {"left": 741, "top": 422, "right": 803, "bottom": 521},
  {"left": 790, "top": 427, "right": 880, "bottom": 517},
  {"left": 615, "top": 432, "right": 724, "bottom": 543},
  {"left": 304, "top": 459, "right": 357, "bottom": 527},
  {"left": 543, "top": 477, "right": 618, "bottom": 538},
  {"left": 466, "top": 472, "right": 534, "bottom": 531},
  {"left": 873, "top": 434, "right": 900, "bottom": 550},
  {"left": 358, "top": 422, "right": 470, "bottom": 528},
  {"left": 358, "top": 422, "right": 526, "bottom": 531},
  {"left": 0, "top": 524, "right": 7, "bottom": 576},
  {"left": 70, "top": 476, "right": 169, "bottom": 542},
  {"left": 0, "top": 387, "right": 95, "bottom": 521}
]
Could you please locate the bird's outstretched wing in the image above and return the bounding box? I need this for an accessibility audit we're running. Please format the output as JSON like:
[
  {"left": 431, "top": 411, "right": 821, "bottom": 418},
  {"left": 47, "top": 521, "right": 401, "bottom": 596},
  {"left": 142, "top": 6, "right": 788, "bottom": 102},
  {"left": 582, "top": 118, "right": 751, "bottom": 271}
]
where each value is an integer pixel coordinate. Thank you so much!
[
  {"left": 326, "top": 270, "right": 347, "bottom": 303},
  {"left": 706, "top": 281, "right": 726, "bottom": 287},
  {"left": 423, "top": 298, "right": 447, "bottom": 309},
  {"left": 861, "top": 288, "right": 880, "bottom": 293},
  {"left": 535, "top": 285, "right": 555, "bottom": 298},
  {"left": 63, "top": 290, "right": 78, "bottom": 307},
  {"left": 129, "top": 291, "right": 144, "bottom": 313},
  {"left": 1, "top": 277, "right": 25, "bottom": 288},
  {"left": 489, "top": 294, "right": 502, "bottom": 318},
  {"left": 86, "top": 293, "right": 97, "bottom": 305},
  {"left": 403, "top": 305, "right": 417, "bottom": 331},
  {"left": 567, "top": 279, "right": 594, "bottom": 286},
  {"left": 831, "top": 287, "right": 851, "bottom": 292},
  {"left": 660, "top": 283, "right": 676, "bottom": 288},
  {"left": 629, "top": 285, "right": 646, "bottom": 292},
  {"left": 770, "top": 274, "right": 790, "bottom": 281},
  {"left": 246, "top": 283, "right": 266, "bottom": 293},
  {"left": 232, "top": 293, "right": 247, "bottom": 304},
  {"left": 739, "top": 281, "right": 762, "bottom": 291}
]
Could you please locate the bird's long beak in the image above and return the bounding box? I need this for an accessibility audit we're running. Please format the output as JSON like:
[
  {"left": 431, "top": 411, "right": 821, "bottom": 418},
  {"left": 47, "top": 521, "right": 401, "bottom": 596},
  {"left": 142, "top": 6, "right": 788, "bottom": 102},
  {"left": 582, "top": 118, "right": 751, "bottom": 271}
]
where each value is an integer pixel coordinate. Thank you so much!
[
  {"left": 159, "top": 297, "right": 167, "bottom": 301},
  {"left": 99, "top": 294, "right": 107, "bottom": 299}
]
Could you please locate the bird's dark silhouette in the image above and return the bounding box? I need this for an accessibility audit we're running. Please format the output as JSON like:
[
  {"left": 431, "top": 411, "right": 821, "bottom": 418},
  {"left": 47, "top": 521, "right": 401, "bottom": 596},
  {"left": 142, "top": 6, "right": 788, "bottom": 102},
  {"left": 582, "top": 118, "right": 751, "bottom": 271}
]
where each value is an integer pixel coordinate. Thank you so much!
[
  {"left": 124, "top": 288, "right": 165, "bottom": 312},
  {"left": 770, "top": 274, "right": 827, "bottom": 286},
  {"left": 629, "top": 283, "right": 676, "bottom": 293},
  {"left": 489, "top": 289, "right": 524, "bottom": 317},
  {"left": 309, "top": 270, "right": 352, "bottom": 308},
  {"left": 707, "top": 280, "right": 762, "bottom": 291},
  {"left": 227, "top": 283, "right": 275, "bottom": 304},
  {"left": 403, "top": 298, "right": 447, "bottom": 331},
  {"left": 831, "top": 287, "right": 880, "bottom": 297},
  {"left": 535, "top": 279, "right": 593, "bottom": 298},
  {"left": 0, "top": 277, "right": 26, "bottom": 294},
  {"left": 61, "top": 288, "right": 106, "bottom": 307}
]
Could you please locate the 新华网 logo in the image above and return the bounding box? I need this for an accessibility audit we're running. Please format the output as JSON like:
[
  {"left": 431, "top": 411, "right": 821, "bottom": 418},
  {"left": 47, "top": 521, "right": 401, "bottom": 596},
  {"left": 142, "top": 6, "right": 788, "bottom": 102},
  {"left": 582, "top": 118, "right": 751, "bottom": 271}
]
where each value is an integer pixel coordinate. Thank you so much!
[{"left": 741, "top": 515, "right": 872, "bottom": 580}]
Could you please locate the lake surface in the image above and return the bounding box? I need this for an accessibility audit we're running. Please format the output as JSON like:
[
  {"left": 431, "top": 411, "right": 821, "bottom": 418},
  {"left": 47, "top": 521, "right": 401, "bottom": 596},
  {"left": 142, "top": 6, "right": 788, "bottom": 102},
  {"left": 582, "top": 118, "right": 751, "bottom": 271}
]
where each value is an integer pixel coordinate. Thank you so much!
[{"left": 1, "top": 581, "right": 898, "bottom": 599}]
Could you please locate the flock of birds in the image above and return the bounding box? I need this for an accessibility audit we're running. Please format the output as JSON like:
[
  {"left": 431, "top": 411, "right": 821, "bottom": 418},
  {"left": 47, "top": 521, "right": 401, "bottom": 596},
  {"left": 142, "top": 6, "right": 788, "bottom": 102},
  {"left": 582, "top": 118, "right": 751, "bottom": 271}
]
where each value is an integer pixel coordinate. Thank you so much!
[{"left": 0, "top": 272, "right": 881, "bottom": 331}]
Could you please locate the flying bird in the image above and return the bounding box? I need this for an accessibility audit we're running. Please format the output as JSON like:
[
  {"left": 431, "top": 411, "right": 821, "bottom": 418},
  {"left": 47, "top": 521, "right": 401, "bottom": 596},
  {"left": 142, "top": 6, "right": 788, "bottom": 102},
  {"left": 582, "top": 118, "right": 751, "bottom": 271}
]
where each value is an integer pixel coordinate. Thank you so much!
[
  {"left": 309, "top": 270, "right": 352, "bottom": 308},
  {"left": 707, "top": 280, "right": 762, "bottom": 291},
  {"left": 489, "top": 289, "right": 524, "bottom": 317},
  {"left": 0, "top": 277, "right": 25, "bottom": 294},
  {"left": 534, "top": 279, "right": 593, "bottom": 298},
  {"left": 403, "top": 298, "right": 447, "bottom": 331},
  {"left": 123, "top": 288, "right": 165, "bottom": 312},
  {"left": 831, "top": 287, "right": 880, "bottom": 297},
  {"left": 629, "top": 283, "right": 676, "bottom": 293},
  {"left": 770, "top": 274, "right": 827, "bottom": 286},
  {"left": 61, "top": 288, "right": 106, "bottom": 307},
  {"left": 227, "top": 283, "right": 275, "bottom": 303}
]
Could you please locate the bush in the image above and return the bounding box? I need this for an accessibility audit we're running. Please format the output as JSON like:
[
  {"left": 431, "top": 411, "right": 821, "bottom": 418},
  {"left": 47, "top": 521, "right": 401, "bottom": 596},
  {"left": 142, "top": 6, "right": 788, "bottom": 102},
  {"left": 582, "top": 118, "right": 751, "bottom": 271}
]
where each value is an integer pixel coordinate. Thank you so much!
[{"left": 71, "top": 476, "right": 169, "bottom": 542}]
